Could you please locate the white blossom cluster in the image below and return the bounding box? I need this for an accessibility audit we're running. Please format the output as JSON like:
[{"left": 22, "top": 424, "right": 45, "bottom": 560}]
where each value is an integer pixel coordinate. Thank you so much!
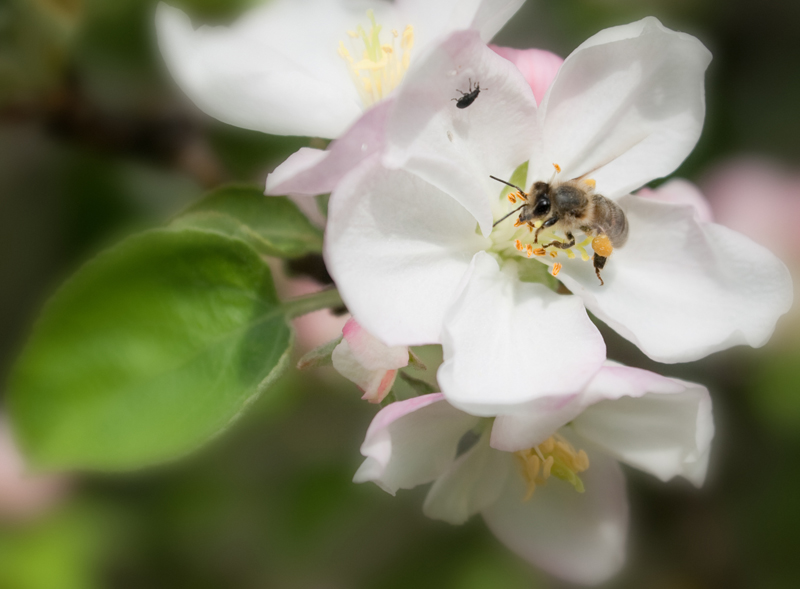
[{"left": 157, "top": 1, "right": 792, "bottom": 582}]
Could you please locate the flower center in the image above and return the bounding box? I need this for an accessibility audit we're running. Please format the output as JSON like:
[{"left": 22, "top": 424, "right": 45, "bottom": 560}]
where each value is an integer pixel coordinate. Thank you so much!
[
  {"left": 490, "top": 174, "right": 606, "bottom": 279},
  {"left": 514, "top": 434, "right": 589, "bottom": 501},
  {"left": 338, "top": 10, "right": 414, "bottom": 108}
]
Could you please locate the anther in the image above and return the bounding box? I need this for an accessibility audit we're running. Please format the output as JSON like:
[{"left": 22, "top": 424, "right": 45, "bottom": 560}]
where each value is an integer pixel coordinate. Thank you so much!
[
  {"left": 526, "top": 244, "right": 534, "bottom": 258},
  {"left": 508, "top": 193, "right": 517, "bottom": 204},
  {"left": 553, "top": 163, "right": 562, "bottom": 173},
  {"left": 551, "top": 263, "right": 562, "bottom": 276},
  {"left": 533, "top": 248, "right": 546, "bottom": 256},
  {"left": 513, "top": 219, "right": 523, "bottom": 227},
  {"left": 549, "top": 251, "right": 558, "bottom": 258},
  {"left": 514, "top": 239, "right": 523, "bottom": 251}
]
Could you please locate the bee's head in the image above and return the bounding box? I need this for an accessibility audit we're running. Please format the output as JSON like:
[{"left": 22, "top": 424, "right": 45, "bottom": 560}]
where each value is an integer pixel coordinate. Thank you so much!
[{"left": 518, "top": 182, "right": 552, "bottom": 223}]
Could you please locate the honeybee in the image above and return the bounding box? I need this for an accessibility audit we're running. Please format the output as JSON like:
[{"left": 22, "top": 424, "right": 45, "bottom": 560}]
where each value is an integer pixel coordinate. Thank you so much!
[{"left": 490, "top": 172, "right": 628, "bottom": 285}]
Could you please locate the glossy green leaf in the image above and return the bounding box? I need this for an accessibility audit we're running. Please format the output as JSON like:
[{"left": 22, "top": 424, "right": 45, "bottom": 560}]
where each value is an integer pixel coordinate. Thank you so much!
[
  {"left": 7, "top": 229, "right": 293, "bottom": 471},
  {"left": 174, "top": 185, "right": 324, "bottom": 258}
]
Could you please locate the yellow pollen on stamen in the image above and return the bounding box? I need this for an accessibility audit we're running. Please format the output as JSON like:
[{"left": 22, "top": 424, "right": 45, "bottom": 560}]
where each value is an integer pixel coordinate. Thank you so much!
[
  {"left": 514, "top": 239, "right": 523, "bottom": 251},
  {"left": 508, "top": 193, "right": 517, "bottom": 204},
  {"left": 553, "top": 163, "right": 562, "bottom": 173},
  {"left": 514, "top": 435, "right": 589, "bottom": 501},
  {"left": 551, "top": 262, "right": 562, "bottom": 276},
  {"left": 549, "top": 251, "right": 558, "bottom": 258},
  {"left": 339, "top": 11, "right": 415, "bottom": 108},
  {"left": 526, "top": 244, "right": 534, "bottom": 258},
  {"left": 533, "top": 248, "right": 546, "bottom": 257}
]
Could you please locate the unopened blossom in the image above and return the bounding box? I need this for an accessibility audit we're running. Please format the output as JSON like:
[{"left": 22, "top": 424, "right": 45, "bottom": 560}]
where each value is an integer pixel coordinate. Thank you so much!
[
  {"left": 156, "top": 0, "right": 524, "bottom": 139},
  {"left": 269, "top": 20, "right": 791, "bottom": 416},
  {"left": 332, "top": 319, "right": 408, "bottom": 403},
  {"left": 355, "top": 363, "right": 713, "bottom": 584}
]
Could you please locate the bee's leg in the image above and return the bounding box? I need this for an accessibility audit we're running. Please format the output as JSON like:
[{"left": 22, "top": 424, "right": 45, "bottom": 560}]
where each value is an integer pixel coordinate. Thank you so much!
[
  {"left": 542, "top": 232, "right": 575, "bottom": 250},
  {"left": 534, "top": 216, "right": 559, "bottom": 243},
  {"left": 593, "top": 253, "right": 607, "bottom": 286}
]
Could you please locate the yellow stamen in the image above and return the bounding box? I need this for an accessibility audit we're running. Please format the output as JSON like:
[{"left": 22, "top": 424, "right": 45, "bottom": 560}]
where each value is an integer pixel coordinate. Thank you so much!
[
  {"left": 553, "top": 163, "right": 561, "bottom": 173},
  {"left": 533, "top": 248, "right": 546, "bottom": 256},
  {"left": 551, "top": 262, "right": 562, "bottom": 276},
  {"left": 526, "top": 244, "right": 534, "bottom": 258},
  {"left": 339, "top": 12, "right": 414, "bottom": 107},
  {"left": 514, "top": 434, "right": 589, "bottom": 501},
  {"left": 549, "top": 251, "right": 558, "bottom": 258},
  {"left": 514, "top": 239, "right": 523, "bottom": 251},
  {"left": 508, "top": 193, "right": 517, "bottom": 204}
]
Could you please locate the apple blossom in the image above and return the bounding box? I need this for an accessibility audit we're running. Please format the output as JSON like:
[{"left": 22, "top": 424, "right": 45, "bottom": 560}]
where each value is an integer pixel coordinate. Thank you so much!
[
  {"left": 354, "top": 363, "right": 713, "bottom": 584},
  {"left": 268, "top": 20, "right": 791, "bottom": 411},
  {"left": 331, "top": 318, "right": 409, "bottom": 404},
  {"left": 700, "top": 157, "right": 800, "bottom": 256},
  {"left": 156, "top": 0, "right": 525, "bottom": 139}
]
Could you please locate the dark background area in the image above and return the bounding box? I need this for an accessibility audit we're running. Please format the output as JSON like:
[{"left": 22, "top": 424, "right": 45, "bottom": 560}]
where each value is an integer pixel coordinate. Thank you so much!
[{"left": 1, "top": 0, "right": 799, "bottom": 587}]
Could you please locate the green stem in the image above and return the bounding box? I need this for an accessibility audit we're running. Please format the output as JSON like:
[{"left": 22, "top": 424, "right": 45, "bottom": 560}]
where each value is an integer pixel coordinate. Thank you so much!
[{"left": 282, "top": 288, "right": 344, "bottom": 319}]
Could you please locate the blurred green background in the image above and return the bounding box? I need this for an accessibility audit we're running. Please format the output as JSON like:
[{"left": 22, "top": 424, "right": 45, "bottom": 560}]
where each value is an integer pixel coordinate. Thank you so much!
[{"left": 1, "top": 0, "right": 800, "bottom": 587}]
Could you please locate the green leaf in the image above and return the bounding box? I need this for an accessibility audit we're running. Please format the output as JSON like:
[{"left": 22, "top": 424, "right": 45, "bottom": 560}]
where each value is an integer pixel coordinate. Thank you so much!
[
  {"left": 174, "top": 185, "right": 324, "bottom": 258},
  {"left": 7, "top": 229, "right": 293, "bottom": 471}
]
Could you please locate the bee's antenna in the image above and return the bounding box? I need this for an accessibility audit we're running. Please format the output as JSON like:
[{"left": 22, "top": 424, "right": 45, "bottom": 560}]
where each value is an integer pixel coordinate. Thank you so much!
[
  {"left": 492, "top": 204, "right": 527, "bottom": 227},
  {"left": 489, "top": 175, "right": 526, "bottom": 194}
]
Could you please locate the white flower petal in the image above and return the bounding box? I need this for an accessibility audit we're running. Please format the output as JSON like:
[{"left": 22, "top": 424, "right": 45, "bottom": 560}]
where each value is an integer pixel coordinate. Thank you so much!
[
  {"left": 265, "top": 102, "right": 391, "bottom": 197},
  {"left": 482, "top": 439, "right": 628, "bottom": 585},
  {"left": 438, "top": 252, "right": 606, "bottom": 415},
  {"left": 383, "top": 31, "right": 538, "bottom": 236},
  {"left": 573, "top": 363, "right": 714, "bottom": 485},
  {"left": 324, "top": 161, "right": 490, "bottom": 346},
  {"left": 398, "top": 0, "right": 524, "bottom": 46},
  {"left": 529, "top": 17, "right": 711, "bottom": 196},
  {"left": 490, "top": 394, "right": 585, "bottom": 452},
  {"left": 637, "top": 178, "right": 714, "bottom": 223},
  {"left": 423, "top": 433, "right": 512, "bottom": 524},
  {"left": 156, "top": 1, "right": 365, "bottom": 138},
  {"left": 353, "top": 394, "right": 479, "bottom": 495},
  {"left": 557, "top": 195, "right": 793, "bottom": 362}
]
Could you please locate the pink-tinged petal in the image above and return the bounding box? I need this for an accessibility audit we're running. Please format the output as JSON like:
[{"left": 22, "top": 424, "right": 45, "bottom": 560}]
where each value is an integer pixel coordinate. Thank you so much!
[
  {"left": 573, "top": 363, "right": 714, "bottom": 486},
  {"left": 490, "top": 394, "right": 585, "bottom": 452},
  {"left": 156, "top": 2, "right": 364, "bottom": 138},
  {"left": 701, "top": 157, "right": 800, "bottom": 255},
  {"left": 556, "top": 195, "right": 793, "bottom": 362},
  {"left": 637, "top": 179, "right": 714, "bottom": 223},
  {"left": 529, "top": 17, "right": 711, "bottom": 197},
  {"left": 482, "top": 436, "right": 628, "bottom": 585},
  {"left": 437, "top": 252, "right": 606, "bottom": 415},
  {"left": 423, "top": 433, "right": 512, "bottom": 524},
  {"left": 383, "top": 31, "right": 538, "bottom": 236},
  {"left": 324, "top": 160, "right": 490, "bottom": 346},
  {"left": 353, "top": 395, "right": 480, "bottom": 494},
  {"left": 490, "top": 46, "right": 563, "bottom": 106},
  {"left": 265, "top": 102, "right": 390, "bottom": 198},
  {"left": 341, "top": 319, "right": 409, "bottom": 371},
  {"left": 331, "top": 338, "right": 399, "bottom": 404}
]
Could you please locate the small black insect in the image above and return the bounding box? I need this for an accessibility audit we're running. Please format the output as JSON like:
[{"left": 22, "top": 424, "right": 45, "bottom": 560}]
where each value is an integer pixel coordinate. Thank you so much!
[{"left": 452, "top": 78, "right": 484, "bottom": 109}]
